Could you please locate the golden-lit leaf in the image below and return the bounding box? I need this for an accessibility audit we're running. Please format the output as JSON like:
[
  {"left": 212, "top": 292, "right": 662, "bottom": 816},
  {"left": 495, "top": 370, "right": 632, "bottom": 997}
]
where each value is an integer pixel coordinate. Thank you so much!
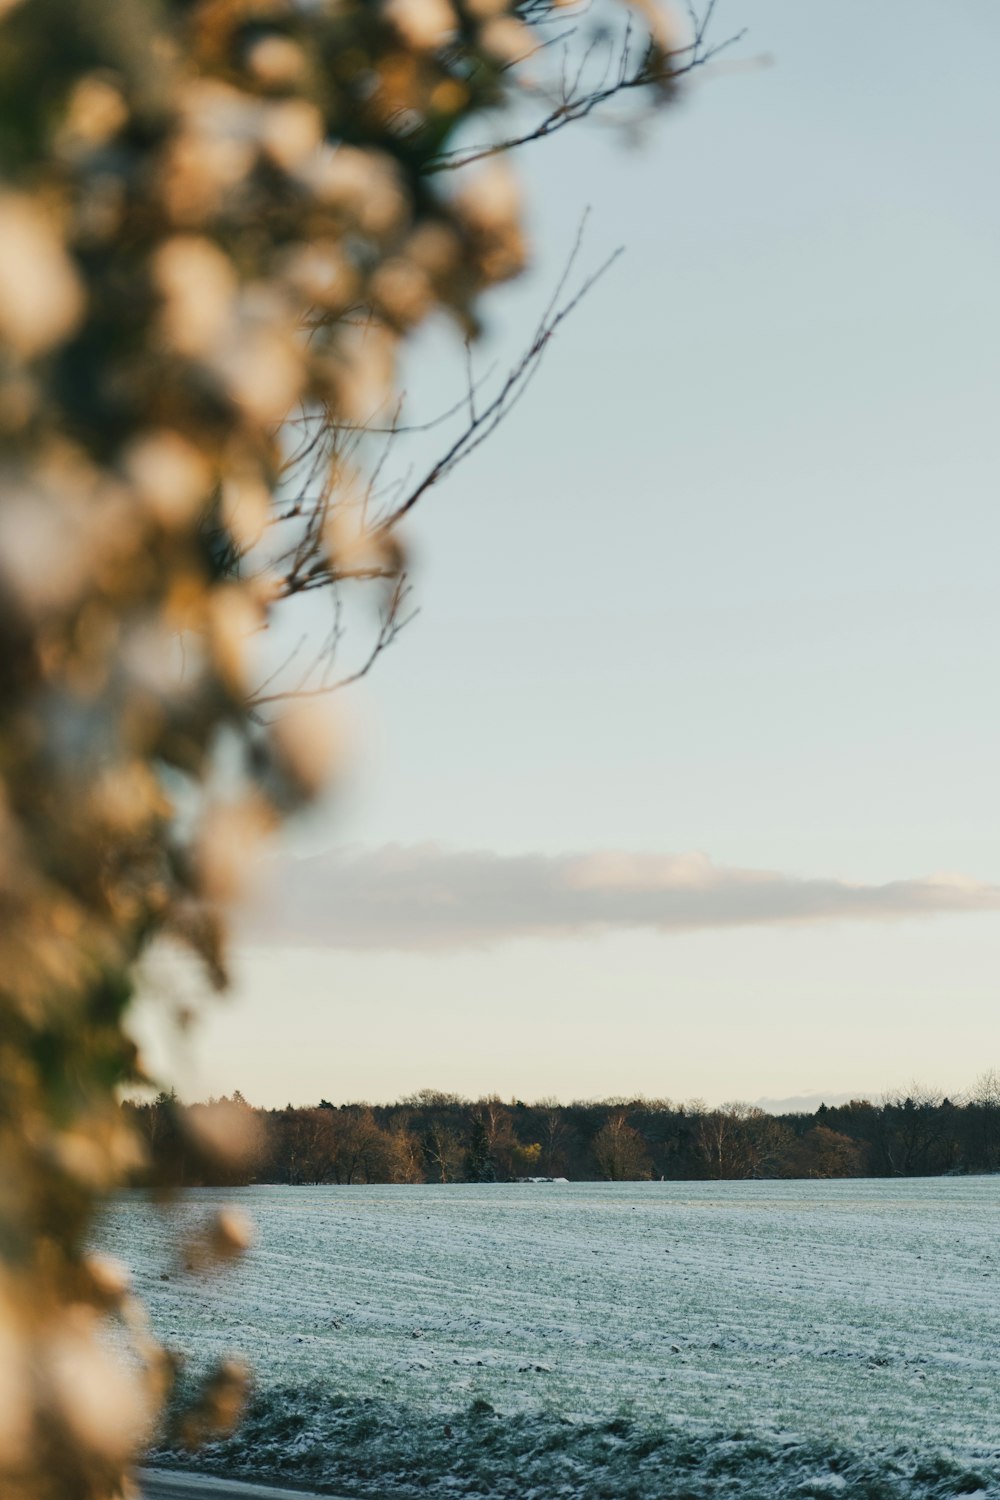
[
  {"left": 123, "top": 430, "right": 215, "bottom": 530},
  {"left": 383, "top": 0, "right": 457, "bottom": 53},
  {"left": 0, "top": 196, "right": 84, "bottom": 358},
  {"left": 271, "top": 697, "right": 345, "bottom": 798},
  {"left": 43, "top": 1312, "right": 154, "bottom": 1460},
  {"left": 152, "top": 236, "right": 237, "bottom": 359}
]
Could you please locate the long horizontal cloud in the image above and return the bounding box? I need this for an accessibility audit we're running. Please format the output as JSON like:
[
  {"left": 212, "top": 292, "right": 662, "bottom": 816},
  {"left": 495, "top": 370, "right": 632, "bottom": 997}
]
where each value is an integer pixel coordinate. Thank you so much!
[{"left": 245, "top": 844, "right": 1000, "bottom": 950}]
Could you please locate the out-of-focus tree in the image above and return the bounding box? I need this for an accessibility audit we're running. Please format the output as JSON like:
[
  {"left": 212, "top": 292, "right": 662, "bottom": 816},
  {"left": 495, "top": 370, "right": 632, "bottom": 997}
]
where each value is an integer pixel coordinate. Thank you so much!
[
  {"left": 0, "top": 0, "right": 728, "bottom": 1488},
  {"left": 123, "top": 1089, "right": 265, "bottom": 1186}
]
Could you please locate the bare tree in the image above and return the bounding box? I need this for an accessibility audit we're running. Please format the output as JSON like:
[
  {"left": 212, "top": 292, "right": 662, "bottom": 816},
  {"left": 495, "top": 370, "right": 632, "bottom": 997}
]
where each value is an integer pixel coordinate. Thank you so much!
[
  {"left": 423, "top": 1122, "right": 466, "bottom": 1183},
  {"left": 538, "top": 1098, "right": 572, "bottom": 1176},
  {"left": 876, "top": 1084, "right": 958, "bottom": 1176},
  {"left": 592, "top": 1110, "right": 652, "bottom": 1180},
  {"left": 970, "top": 1068, "right": 1000, "bottom": 1171},
  {"left": 696, "top": 1103, "right": 792, "bottom": 1180}
]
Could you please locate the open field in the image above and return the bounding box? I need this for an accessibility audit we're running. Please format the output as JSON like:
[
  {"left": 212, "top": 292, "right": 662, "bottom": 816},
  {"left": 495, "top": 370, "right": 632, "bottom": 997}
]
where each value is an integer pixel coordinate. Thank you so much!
[{"left": 101, "top": 1179, "right": 1000, "bottom": 1498}]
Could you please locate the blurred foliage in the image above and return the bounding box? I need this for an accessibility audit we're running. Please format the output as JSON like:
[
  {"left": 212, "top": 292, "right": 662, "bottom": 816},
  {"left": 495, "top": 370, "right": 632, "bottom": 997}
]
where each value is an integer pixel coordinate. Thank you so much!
[{"left": 0, "top": 0, "right": 687, "bottom": 1493}]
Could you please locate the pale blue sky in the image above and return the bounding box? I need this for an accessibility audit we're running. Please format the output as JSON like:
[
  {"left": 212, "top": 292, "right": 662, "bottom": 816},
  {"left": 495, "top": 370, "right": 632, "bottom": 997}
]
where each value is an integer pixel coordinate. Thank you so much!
[{"left": 141, "top": 0, "right": 1000, "bottom": 1107}]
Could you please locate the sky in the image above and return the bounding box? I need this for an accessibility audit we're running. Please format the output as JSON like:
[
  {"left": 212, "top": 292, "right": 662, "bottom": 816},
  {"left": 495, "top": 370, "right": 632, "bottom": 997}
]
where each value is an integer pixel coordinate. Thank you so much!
[{"left": 137, "top": 0, "right": 1000, "bottom": 1109}]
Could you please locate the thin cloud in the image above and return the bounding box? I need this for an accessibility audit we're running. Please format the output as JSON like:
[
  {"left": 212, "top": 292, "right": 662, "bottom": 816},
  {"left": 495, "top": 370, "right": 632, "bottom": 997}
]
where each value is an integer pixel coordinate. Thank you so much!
[
  {"left": 754, "top": 1093, "right": 859, "bottom": 1114},
  {"left": 245, "top": 844, "right": 1000, "bottom": 950}
]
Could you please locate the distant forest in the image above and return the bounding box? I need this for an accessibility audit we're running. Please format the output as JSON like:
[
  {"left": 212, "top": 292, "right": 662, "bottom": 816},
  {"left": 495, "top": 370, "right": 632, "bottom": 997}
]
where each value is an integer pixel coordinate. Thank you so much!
[{"left": 123, "top": 1076, "right": 1000, "bottom": 1187}]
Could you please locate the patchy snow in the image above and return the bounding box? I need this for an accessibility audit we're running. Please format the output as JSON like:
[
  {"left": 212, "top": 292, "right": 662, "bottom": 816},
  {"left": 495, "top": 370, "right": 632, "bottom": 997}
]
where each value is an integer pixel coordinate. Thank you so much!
[{"left": 97, "top": 1178, "right": 1000, "bottom": 1497}]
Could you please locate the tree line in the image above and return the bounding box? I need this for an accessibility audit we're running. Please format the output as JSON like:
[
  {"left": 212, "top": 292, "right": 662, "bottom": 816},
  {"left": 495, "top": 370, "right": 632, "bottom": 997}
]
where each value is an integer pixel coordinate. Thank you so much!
[{"left": 123, "top": 1074, "right": 1000, "bottom": 1187}]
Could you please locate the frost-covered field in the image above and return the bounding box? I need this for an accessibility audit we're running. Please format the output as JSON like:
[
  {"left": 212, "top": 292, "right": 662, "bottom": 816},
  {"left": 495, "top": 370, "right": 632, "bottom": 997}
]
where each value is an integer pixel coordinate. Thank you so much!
[{"left": 99, "top": 1179, "right": 1000, "bottom": 1498}]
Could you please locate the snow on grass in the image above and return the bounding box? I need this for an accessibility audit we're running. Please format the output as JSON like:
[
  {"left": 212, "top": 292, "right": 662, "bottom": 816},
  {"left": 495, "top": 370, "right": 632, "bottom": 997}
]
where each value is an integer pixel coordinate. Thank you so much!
[{"left": 96, "top": 1178, "right": 1000, "bottom": 1497}]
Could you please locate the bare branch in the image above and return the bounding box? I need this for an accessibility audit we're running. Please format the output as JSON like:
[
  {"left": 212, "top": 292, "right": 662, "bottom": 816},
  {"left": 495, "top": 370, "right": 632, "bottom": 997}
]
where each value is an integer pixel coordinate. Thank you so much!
[
  {"left": 246, "top": 217, "right": 617, "bottom": 708},
  {"left": 382, "top": 224, "right": 620, "bottom": 531},
  {"left": 251, "top": 577, "right": 416, "bottom": 710},
  {"left": 425, "top": 5, "right": 742, "bottom": 174}
]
